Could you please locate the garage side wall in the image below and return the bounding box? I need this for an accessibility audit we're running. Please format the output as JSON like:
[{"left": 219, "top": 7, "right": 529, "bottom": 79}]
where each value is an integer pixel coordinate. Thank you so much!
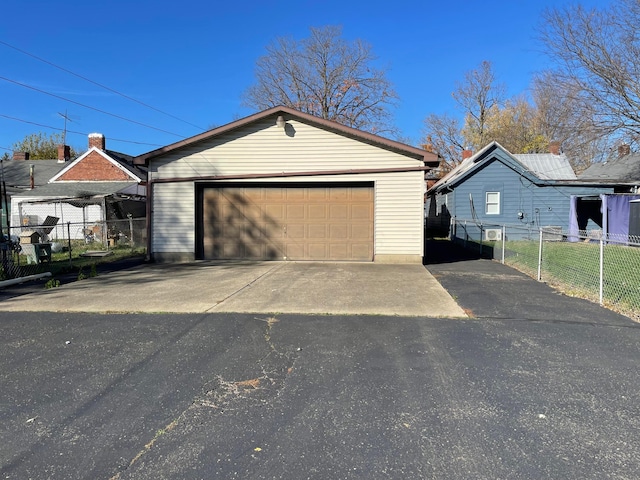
[{"left": 150, "top": 119, "right": 425, "bottom": 263}]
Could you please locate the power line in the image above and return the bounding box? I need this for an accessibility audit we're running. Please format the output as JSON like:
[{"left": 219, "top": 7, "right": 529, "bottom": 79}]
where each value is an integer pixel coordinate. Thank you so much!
[
  {"left": 0, "top": 113, "right": 163, "bottom": 147},
  {"left": 0, "top": 75, "right": 185, "bottom": 138},
  {"left": 0, "top": 39, "right": 205, "bottom": 131}
]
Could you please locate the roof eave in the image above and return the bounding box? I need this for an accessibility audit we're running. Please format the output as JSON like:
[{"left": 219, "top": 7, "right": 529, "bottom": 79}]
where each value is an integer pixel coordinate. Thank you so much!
[{"left": 133, "top": 106, "right": 439, "bottom": 167}]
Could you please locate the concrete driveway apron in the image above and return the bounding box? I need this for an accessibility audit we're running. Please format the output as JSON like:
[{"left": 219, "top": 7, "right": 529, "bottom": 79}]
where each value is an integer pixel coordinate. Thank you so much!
[{"left": 0, "top": 262, "right": 466, "bottom": 317}]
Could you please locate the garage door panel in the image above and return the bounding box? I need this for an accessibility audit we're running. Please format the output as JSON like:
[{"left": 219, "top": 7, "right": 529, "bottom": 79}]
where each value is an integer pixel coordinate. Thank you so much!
[
  {"left": 264, "top": 204, "right": 285, "bottom": 221},
  {"left": 351, "top": 188, "right": 373, "bottom": 201},
  {"left": 329, "top": 188, "right": 349, "bottom": 201},
  {"left": 265, "top": 189, "right": 286, "bottom": 200},
  {"left": 286, "top": 224, "right": 305, "bottom": 239},
  {"left": 243, "top": 189, "right": 263, "bottom": 201},
  {"left": 308, "top": 244, "right": 328, "bottom": 259},
  {"left": 351, "top": 244, "right": 373, "bottom": 260},
  {"left": 329, "top": 224, "right": 348, "bottom": 239},
  {"left": 329, "top": 205, "right": 348, "bottom": 219},
  {"left": 286, "top": 204, "right": 305, "bottom": 219},
  {"left": 286, "top": 188, "right": 306, "bottom": 201},
  {"left": 329, "top": 244, "right": 349, "bottom": 260},
  {"left": 352, "top": 224, "right": 372, "bottom": 240},
  {"left": 308, "top": 224, "right": 327, "bottom": 239},
  {"left": 308, "top": 204, "right": 328, "bottom": 220},
  {"left": 202, "top": 185, "right": 373, "bottom": 261},
  {"left": 308, "top": 189, "right": 328, "bottom": 201},
  {"left": 351, "top": 204, "right": 372, "bottom": 220}
]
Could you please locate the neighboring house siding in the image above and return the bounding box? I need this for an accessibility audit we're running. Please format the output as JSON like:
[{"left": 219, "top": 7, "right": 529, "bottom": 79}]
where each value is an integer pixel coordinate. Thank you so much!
[
  {"left": 150, "top": 119, "right": 424, "bottom": 260},
  {"left": 12, "top": 196, "right": 103, "bottom": 240},
  {"left": 442, "top": 160, "right": 614, "bottom": 231}
]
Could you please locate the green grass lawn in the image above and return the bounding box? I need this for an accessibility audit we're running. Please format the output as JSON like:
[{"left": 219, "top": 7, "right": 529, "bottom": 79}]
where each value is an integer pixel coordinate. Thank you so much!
[
  {"left": 48, "top": 242, "right": 146, "bottom": 276},
  {"left": 2, "top": 241, "right": 145, "bottom": 281},
  {"left": 502, "top": 239, "right": 640, "bottom": 319}
]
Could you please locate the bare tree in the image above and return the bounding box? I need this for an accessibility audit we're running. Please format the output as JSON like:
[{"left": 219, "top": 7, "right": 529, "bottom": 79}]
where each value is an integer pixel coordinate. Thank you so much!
[
  {"left": 422, "top": 113, "right": 465, "bottom": 173},
  {"left": 422, "top": 61, "right": 506, "bottom": 172},
  {"left": 454, "top": 60, "right": 506, "bottom": 149},
  {"left": 532, "top": 72, "right": 612, "bottom": 172},
  {"left": 244, "top": 26, "right": 398, "bottom": 134},
  {"left": 538, "top": 0, "right": 640, "bottom": 151}
]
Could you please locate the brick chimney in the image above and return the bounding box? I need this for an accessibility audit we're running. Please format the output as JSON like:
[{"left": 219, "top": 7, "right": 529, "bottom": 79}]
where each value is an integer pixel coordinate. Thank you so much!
[
  {"left": 462, "top": 149, "right": 473, "bottom": 160},
  {"left": 618, "top": 144, "right": 631, "bottom": 158},
  {"left": 88, "top": 133, "right": 106, "bottom": 151},
  {"left": 549, "top": 141, "right": 561, "bottom": 155},
  {"left": 57, "top": 144, "right": 71, "bottom": 163},
  {"left": 13, "top": 151, "right": 30, "bottom": 161}
]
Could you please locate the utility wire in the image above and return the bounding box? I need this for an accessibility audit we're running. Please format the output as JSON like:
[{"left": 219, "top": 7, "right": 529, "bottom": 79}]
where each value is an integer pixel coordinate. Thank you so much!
[
  {"left": 0, "top": 113, "right": 163, "bottom": 147},
  {"left": 0, "top": 75, "right": 184, "bottom": 138},
  {"left": 0, "top": 39, "right": 205, "bottom": 131}
]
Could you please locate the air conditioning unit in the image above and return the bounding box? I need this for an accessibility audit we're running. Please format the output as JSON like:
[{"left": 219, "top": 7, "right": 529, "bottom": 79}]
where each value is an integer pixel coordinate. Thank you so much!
[{"left": 484, "top": 228, "right": 502, "bottom": 241}]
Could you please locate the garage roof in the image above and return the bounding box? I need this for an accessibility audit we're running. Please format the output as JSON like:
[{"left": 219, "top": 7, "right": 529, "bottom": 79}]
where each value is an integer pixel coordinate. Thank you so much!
[{"left": 134, "top": 106, "right": 439, "bottom": 167}]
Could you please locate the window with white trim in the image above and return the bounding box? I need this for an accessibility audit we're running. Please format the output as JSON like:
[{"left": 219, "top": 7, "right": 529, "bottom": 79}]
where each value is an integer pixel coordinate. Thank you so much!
[{"left": 485, "top": 192, "right": 500, "bottom": 215}]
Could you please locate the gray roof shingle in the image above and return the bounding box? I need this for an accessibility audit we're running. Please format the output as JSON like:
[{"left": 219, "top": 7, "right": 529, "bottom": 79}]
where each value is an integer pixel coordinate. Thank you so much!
[{"left": 579, "top": 154, "right": 640, "bottom": 182}]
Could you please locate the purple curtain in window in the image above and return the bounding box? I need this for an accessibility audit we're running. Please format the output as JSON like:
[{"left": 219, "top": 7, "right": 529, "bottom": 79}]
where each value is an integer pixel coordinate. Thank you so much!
[
  {"left": 568, "top": 195, "right": 579, "bottom": 242},
  {"left": 603, "top": 194, "right": 640, "bottom": 243}
]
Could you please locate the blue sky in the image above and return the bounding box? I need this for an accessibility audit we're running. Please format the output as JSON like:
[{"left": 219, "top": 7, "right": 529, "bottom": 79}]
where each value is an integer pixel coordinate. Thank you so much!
[{"left": 1, "top": 0, "right": 610, "bottom": 157}]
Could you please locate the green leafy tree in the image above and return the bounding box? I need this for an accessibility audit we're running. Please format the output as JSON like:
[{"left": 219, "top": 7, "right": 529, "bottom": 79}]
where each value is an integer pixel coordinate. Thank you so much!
[
  {"left": 11, "top": 132, "right": 79, "bottom": 160},
  {"left": 468, "top": 97, "right": 548, "bottom": 155}
]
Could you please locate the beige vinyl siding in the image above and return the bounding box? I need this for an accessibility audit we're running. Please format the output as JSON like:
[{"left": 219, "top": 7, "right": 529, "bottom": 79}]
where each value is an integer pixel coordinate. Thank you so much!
[
  {"left": 150, "top": 118, "right": 425, "bottom": 261},
  {"left": 152, "top": 183, "right": 195, "bottom": 254},
  {"left": 152, "top": 119, "right": 419, "bottom": 177},
  {"left": 374, "top": 171, "right": 425, "bottom": 255}
]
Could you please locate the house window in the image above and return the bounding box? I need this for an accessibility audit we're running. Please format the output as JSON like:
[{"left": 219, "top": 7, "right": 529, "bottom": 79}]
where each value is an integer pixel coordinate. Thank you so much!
[{"left": 486, "top": 192, "right": 500, "bottom": 215}]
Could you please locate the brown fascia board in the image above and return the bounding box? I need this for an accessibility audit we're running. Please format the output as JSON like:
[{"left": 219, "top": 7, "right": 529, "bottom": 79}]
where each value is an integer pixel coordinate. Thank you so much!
[{"left": 133, "top": 106, "right": 439, "bottom": 167}]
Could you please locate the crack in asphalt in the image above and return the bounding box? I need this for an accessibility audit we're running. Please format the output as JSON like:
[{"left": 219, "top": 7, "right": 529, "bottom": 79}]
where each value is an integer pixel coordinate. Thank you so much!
[{"left": 110, "top": 315, "right": 299, "bottom": 479}]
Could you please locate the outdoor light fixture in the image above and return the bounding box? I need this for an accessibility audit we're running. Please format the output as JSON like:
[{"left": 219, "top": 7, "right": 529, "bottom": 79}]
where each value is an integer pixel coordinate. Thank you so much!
[{"left": 276, "top": 115, "right": 286, "bottom": 129}]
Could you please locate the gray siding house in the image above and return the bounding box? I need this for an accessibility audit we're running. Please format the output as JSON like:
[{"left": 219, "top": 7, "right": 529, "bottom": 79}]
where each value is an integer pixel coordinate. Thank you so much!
[
  {"left": 135, "top": 106, "right": 439, "bottom": 263},
  {"left": 426, "top": 142, "right": 614, "bottom": 238}
]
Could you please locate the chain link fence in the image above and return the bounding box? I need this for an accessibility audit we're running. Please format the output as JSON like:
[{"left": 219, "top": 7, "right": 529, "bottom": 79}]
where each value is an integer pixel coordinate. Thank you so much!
[
  {"left": 0, "top": 217, "right": 146, "bottom": 282},
  {"left": 448, "top": 218, "right": 640, "bottom": 321}
]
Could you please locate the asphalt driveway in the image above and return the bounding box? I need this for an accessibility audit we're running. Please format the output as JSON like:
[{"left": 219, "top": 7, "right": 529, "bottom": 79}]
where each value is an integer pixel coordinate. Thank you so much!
[
  {"left": 2, "top": 308, "right": 639, "bottom": 479},
  {"left": 1, "top": 242, "right": 639, "bottom": 478},
  {"left": 0, "top": 261, "right": 466, "bottom": 317}
]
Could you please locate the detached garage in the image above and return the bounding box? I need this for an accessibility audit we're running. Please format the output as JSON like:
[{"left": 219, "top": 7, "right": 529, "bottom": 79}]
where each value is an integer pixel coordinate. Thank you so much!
[{"left": 135, "top": 106, "right": 439, "bottom": 263}]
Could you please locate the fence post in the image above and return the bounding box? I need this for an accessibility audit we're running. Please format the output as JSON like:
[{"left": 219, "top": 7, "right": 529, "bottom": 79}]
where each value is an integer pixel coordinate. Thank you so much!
[
  {"left": 501, "top": 225, "right": 506, "bottom": 264},
  {"left": 599, "top": 237, "right": 604, "bottom": 305},
  {"left": 128, "top": 214, "right": 134, "bottom": 248},
  {"left": 67, "top": 222, "right": 72, "bottom": 268},
  {"left": 537, "top": 228, "right": 543, "bottom": 281}
]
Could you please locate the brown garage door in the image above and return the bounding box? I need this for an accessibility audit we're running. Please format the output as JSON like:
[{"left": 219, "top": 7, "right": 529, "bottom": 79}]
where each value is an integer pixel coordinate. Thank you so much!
[{"left": 201, "top": 185, "right": 374, "bottom": 261}]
